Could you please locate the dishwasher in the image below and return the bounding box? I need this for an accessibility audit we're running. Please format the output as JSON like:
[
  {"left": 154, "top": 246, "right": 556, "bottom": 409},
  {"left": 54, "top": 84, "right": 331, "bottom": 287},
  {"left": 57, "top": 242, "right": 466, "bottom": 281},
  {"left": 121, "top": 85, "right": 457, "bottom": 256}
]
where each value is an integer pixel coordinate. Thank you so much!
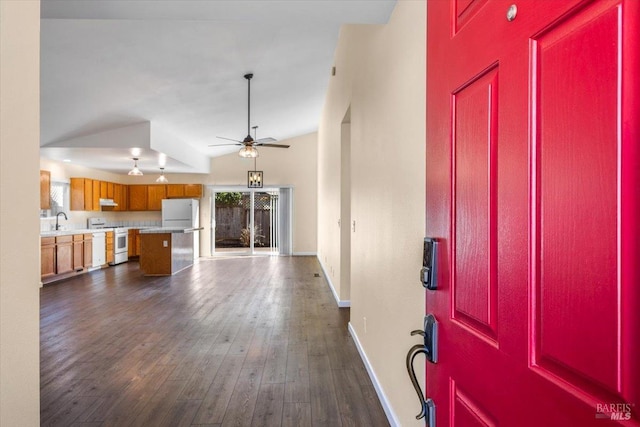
[{"left": 92, "top": 232, "right": 106, "bottom": 267}]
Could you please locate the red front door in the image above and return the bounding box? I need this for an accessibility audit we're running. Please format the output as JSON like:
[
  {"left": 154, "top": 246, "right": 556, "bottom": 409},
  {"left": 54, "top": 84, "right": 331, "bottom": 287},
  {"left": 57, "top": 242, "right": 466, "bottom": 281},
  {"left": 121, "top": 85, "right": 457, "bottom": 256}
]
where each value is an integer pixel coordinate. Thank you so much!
[{"left": 425, "top": 0, "right": 639, "bottom": 425}]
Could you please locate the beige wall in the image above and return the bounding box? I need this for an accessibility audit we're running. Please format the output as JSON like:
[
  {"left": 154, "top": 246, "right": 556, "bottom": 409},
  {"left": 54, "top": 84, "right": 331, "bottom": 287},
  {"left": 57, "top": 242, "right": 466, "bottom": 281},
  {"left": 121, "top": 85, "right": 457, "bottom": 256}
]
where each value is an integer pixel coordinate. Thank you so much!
[
  {"left": 0, "top": 1, "right": 41, "bottom": 425},
  {"left": 208, "top": 132, "right": 318, "bottom": 255},
  {"left": 317, "top": 1, "right": 426, "bottom": 425},
  {"left": 41, "top": 131, "right": 317, "bottom": 255}
]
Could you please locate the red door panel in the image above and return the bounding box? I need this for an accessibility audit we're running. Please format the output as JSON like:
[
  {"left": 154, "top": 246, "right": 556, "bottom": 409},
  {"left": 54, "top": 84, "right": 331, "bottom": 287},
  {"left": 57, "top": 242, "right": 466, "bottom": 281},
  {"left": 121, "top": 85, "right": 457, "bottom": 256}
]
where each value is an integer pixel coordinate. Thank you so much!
[
  {"left": 452, "top": 65, "right": 499, "bottom": 343},
  {"left": 425, "top": 0, "right": 639, "bottom": 425},
  {"left": 532, "top": 2, "right": 621, "bottom": 400}
]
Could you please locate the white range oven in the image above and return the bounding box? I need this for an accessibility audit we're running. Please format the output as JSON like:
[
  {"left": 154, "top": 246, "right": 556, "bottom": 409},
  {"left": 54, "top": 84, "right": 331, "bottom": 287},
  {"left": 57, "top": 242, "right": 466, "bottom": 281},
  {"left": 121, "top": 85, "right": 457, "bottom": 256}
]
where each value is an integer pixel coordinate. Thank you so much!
[
  {"left": 88, "top": 218, "right": 129, "bottom": 265},
  {"left": 112, "top": 228, "right": 128, "bottom": 265}
]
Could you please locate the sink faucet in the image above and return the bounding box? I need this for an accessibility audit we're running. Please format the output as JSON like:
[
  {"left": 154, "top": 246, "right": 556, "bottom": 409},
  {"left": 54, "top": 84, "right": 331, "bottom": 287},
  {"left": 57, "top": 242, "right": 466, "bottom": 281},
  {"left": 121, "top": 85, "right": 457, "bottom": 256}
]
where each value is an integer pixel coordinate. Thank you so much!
[{"left": 55, "top": 212, "right": 68, "bottom": 230}]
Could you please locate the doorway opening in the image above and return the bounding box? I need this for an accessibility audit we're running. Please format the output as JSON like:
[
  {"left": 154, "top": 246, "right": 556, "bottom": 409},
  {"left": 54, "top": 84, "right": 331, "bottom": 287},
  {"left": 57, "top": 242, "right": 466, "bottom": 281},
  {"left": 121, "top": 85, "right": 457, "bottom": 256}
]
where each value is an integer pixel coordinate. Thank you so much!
[
  {"left": 210, "top": 187, "right": 291, "bottom": 256},
  {"left": 340, "top": 106, "right": 352, "bottom": 301}
]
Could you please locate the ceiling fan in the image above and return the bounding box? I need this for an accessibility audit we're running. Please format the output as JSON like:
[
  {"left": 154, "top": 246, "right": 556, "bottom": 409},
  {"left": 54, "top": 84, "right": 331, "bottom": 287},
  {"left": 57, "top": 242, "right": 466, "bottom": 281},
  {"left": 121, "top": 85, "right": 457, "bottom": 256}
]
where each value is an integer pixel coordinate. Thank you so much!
[{"left": 209, "top": 73, "right": 290, "bottom": 157}]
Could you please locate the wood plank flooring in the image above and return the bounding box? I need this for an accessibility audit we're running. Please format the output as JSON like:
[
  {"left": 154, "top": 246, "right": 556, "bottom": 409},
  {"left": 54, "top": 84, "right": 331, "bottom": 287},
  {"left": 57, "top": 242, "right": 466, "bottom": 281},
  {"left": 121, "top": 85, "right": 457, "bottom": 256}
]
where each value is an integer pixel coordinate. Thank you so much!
[{"left": 40, "top": 256, "right": 389, "bottom": 427}]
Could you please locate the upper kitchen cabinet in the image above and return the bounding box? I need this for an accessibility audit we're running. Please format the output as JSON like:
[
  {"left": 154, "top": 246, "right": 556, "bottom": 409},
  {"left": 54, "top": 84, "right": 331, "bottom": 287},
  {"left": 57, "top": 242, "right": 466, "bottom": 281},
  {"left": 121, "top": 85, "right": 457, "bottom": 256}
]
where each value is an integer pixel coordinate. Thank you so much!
[
  {"left": 166, "top": 184, "right": 203, "bottom": 199},
  {"left": 92, "top": 180, "right": 100, "bottom": 210},
  {"left": 129, "top": 184, "right": 166, "bottom": 211},
  {"left": 128, "top": 185, "right": 148, "bottom": 211},
  {"left": 184, "top": 184, "right": 203, "bottom": 198},
  {"left": 147, "top": 184, "right": 167, "bottom": 210},
  {"left": 113, "top": 184, "right": 127, "bottom": 211},
  {"left": 40, "top": 170, "right": 51, "bottom": 209},
  {"left": 70, "top": 178, "right": 97, "bottom": 211}
]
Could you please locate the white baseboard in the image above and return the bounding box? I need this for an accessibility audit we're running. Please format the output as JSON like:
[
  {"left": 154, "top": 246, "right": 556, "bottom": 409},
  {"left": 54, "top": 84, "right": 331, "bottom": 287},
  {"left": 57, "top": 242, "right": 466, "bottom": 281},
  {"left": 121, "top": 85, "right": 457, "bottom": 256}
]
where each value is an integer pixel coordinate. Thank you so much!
[
  {"left": 348, "top": 322, "right": 400, "bottom": 427},
  {"left": 317, "top": 257, "right": 350, "bottom": 307},
  {"left": 292, "top": 252, "right": 317, "bottom": 256}
]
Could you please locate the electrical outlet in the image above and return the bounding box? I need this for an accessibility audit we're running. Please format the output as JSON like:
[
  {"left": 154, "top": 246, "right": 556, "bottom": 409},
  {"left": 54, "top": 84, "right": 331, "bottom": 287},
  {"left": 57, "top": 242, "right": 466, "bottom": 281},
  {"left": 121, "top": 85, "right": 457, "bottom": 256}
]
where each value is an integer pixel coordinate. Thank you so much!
[{"left": 163, "top": 240, "right": 168, "bottom": 247}]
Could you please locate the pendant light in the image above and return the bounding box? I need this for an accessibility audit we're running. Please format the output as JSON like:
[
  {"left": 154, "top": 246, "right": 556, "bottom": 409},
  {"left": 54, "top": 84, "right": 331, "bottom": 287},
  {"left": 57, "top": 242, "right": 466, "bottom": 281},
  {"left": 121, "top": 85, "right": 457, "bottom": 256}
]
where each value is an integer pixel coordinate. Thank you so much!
[
  {"left": 156, "top": 167, "right": 168, "bottom": 183},
  {"left": 239, "top": 145, "right": 258, "bottom": 158},
  {"left": 128, "top": 158, "right": 143, "bottom": 176},
  {"left": 247, "top": 156, "right": 263, "bottom": 188}
]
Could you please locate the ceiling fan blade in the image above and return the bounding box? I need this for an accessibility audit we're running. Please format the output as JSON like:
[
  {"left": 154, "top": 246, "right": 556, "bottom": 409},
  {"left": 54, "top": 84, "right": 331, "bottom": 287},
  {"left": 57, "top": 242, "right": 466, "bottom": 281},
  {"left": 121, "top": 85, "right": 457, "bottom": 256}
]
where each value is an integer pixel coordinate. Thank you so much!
[
  {"left": 256, "top": 137, "right": 277, "bottom": 143},
  {"left": 216, "top": 136, "right": 243, "bottom": 143},
  {"left": 258, "top": 143, "right": 290, "bottom": 148},
  {"left": 208, "top": 143, "right": 243, "bottom": 147}
]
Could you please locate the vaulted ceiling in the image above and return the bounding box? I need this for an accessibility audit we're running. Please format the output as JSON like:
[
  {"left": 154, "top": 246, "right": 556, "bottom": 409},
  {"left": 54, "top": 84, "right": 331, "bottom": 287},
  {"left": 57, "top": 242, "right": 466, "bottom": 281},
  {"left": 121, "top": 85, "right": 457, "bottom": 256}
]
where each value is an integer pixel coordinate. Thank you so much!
[{"left": 39, "top": 0, "right": 396, "bottom": 174}]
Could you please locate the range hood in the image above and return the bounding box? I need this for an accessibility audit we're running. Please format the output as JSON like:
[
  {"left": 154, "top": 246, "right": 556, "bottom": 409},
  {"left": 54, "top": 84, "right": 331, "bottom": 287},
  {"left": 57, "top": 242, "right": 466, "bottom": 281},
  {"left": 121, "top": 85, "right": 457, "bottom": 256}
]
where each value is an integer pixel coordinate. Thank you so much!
[{"left": 99, "top": 198, "right": 118, "bottom": 207}]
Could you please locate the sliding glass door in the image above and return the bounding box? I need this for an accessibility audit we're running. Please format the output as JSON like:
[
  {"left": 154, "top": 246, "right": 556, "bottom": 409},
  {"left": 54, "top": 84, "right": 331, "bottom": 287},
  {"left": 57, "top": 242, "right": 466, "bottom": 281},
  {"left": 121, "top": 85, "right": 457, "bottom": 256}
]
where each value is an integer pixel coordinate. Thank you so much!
[
  {"left": 211, "top": 188, "right": 285, "bottom": 255},
  {"left": 253, "top": 191, "right": 278, "bottom": 254}
]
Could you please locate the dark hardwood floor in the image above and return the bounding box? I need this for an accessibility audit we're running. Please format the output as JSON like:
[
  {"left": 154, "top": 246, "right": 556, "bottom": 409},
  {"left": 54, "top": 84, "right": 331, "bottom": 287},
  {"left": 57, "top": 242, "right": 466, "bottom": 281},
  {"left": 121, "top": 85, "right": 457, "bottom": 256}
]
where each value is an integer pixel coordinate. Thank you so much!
[{"left": 40, "top": 256, "right": 389, "bottom": 427}]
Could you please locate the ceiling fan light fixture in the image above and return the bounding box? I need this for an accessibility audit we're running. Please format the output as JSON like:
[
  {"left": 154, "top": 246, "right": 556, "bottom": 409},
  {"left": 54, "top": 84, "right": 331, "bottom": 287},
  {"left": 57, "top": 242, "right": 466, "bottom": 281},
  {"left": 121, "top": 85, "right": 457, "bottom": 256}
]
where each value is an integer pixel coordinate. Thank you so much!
[
  {"left": 155, "top": 167, "right": 168, "bottom": 183},
  {"left": 128, "top": 158, "right": 143, "bottom": 176},
  {"left": 238, "top": 146, "right": 258, "bottom": 158}
]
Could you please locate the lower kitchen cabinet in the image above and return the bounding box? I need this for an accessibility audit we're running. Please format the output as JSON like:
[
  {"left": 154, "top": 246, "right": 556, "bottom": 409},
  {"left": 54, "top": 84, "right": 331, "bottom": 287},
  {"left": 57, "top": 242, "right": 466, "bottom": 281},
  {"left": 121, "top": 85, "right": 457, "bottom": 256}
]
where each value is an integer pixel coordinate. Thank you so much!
[
  {"left": 73, "top": 234, "right": 84, "bottom": 271},
  {"left": 128, "top": 229, "right": 141, "bottom": 257},
  {"left": 56, "top": 235, "right": 74, "bottom": 275},
  {"left": 41, "top": 237, "right": 56, "bottom": 279},
  {"left": 106, "top": 231, "right": 114, "bottom": 264},
  {"left": 83, "top": 234, "right": 93, "bottom": 268},
  {"left": 41, "top": 232, "right": 97, "bottom": 283}
]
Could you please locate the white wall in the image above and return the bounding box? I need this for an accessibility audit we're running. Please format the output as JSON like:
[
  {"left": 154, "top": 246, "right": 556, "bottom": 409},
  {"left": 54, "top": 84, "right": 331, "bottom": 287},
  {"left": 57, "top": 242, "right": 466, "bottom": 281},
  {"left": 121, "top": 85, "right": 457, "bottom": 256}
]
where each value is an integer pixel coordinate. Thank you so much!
[
  {"left": 317, "top": 1, "right": 426, "bottom": 425},
  {"left": 40, "top": 131, "right": 317, "bottom": 256},
  {"left": 0, "top": 1, "right": 41, "bottom": 425}
]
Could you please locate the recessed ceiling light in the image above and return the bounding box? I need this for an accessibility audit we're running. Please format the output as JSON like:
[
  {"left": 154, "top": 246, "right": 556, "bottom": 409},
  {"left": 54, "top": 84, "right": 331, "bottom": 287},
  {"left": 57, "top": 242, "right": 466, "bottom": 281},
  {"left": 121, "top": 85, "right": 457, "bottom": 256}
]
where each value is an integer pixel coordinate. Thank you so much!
[{"left": 63, "top": 159, "right": 71, "bottom": 163}]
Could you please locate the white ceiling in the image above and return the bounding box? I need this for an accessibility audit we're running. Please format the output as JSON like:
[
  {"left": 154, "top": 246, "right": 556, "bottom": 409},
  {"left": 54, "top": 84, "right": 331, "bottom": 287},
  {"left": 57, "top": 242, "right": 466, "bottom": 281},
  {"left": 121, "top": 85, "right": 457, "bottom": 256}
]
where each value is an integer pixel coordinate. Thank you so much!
[{"left": 40, "top": 0, "right": 396, "bottom": 174}]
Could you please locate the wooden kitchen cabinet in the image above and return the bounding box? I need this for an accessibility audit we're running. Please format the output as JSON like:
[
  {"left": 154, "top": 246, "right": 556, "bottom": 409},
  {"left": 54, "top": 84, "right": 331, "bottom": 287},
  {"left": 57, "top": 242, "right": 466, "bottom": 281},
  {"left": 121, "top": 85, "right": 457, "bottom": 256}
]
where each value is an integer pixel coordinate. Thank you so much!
[
  {"left": 166, "top": 184, "right": 184, "bottom": 198},
  {"left": 84, "top": 179, "right": 94, "bottom": 210},
  {"left": 106, "top": 231, "right": 114, "bottom": 264},
  {"left": 73, "top": 234, "right": 84, "bottom": 271},
  {"left": 107, "top": 182, "right": 114, "bottom": 199},
  {"left": 128, "top": 185, "right": 148, "bottom": 211},
  {"left": 167, "top": 184, "right": 203, "bottom": 199},
  {"left": 56, "top": 235, "right": 74, "bottom": 275},
  {"left": 100, "top": 181, "right": 108, "bottom": 199},
  {"left": 147, "top": 184, "right": 167, "bottom": 210},
  {"left": 70, "top": 178, "right": 85, "bottom": 211},
  {"left": 93, "top": 180, "right": 101, "bottom": 209},
  {"left": 112, "top": 184, "right": 126, "bottom": 211},
  {"left": 40, "top": 170, "right": 51, "bottom": 209},
  {"left": 83, "top": 234, "right": 93, "bottom": 268},
  {"left": 184, "top": 184, "right": 203, "bottom": 198},
  {"left": 41, "top": 236, "right": 56, "bottom": 279},
  {"left": 42, "top": 232, "right": 95, "bottom": 283},
  {"left": 71, "top": 178, "right": 98, "bottom": 211},
  {"left": 128, "top": 229, "right": 141, "bottom": 257}
]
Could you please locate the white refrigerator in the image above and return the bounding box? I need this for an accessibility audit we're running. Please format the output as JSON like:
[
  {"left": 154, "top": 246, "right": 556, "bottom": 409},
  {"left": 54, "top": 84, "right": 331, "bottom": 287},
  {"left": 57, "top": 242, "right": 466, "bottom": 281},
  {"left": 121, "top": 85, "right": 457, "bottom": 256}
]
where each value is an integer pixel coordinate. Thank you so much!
[{"left": 161, "top": 199, "right": 200, "bottom": 258}]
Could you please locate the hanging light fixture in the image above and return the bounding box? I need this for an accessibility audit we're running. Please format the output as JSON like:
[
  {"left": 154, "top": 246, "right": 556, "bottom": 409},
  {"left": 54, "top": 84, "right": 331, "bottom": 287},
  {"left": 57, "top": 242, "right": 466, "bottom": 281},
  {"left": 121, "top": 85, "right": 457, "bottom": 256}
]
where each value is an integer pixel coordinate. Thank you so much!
[
  {"left": 156, "top": 167, "right": 168, "bottom": 183},
  {"left": 128, "top": 158, "right": 143, "bottom": 176},
  {"left": 247, "top": 156, "right": 263, "bottom": 188},
  {"left": 238, "top": 145, "right": 259, "bottom": 158}
]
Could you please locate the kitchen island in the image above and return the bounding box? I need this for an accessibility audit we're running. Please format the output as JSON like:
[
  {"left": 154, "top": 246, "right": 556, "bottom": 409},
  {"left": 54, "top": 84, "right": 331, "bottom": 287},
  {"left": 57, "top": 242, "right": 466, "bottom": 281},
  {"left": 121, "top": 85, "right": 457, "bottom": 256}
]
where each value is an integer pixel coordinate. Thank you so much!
[{"left": 138, "top": 227, "right": 200, "bottom": 276}]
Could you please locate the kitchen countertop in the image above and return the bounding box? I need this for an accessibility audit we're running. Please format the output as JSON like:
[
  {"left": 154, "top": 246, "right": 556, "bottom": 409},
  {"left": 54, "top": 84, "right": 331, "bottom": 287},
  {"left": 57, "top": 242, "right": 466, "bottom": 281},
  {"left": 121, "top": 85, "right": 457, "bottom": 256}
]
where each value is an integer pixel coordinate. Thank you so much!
[
  {"left": 41, "top": 226, "right": 151, "bottom": 237},
  {"left": 139, "top": 227, "right": 203, "bottom": 234}
]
